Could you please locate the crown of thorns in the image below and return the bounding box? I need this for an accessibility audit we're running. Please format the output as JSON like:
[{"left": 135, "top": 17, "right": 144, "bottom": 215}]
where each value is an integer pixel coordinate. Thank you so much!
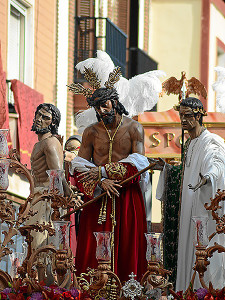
[{"left": 67, "top": 66, "right": 122, "bottom": 97}]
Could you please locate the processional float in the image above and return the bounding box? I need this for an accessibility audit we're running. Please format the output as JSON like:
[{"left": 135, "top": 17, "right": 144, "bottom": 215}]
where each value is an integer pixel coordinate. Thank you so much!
[
  {"left": 0, "top": 72, "right": 225, "bottom": 298},
  {"left": 0, "top": 128, "right": 172, "bottom": 299}
]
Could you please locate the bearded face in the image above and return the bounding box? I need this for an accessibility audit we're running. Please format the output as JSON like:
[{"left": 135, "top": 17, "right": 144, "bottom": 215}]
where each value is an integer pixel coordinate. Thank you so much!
[
  {"left": 94, "top": 99, "right": 116, "bottom": 125},
  {"left": 31, "top": 124, "right": 51, "bottom": 134},
  {"left": 31, "top": 108, "right": 53, "bottom": 134},
  {"left": 99, "top": 108, "right": 116, "bottom": 125}
]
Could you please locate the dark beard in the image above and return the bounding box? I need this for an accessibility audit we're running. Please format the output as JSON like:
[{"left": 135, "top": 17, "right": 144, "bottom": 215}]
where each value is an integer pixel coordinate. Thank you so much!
[
  {"left": 100, "top": 109, "right": 115, "bottom": 125},
  {"left": 31, "top": 123, "right": 51, "bottom": 134}
]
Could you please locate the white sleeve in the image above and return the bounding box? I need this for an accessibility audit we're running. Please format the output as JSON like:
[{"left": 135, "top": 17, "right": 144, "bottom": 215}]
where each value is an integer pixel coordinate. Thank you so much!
[
  {"left": 119, "top": 153, "right": 150, "bottom": 192},
  {"left": 101, "top": 166, "right": 108, "bottom": 178},
  {"left": 69, "top": 156, "right": 96, "bottom": 175},
  {"left": 202, "top": 144, "right": 225, "bottom": 196}
]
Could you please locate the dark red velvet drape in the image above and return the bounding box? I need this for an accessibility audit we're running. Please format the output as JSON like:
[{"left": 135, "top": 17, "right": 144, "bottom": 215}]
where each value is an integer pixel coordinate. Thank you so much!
[{"left": 11, "top": 80, "right": 43, "bottom": 168}]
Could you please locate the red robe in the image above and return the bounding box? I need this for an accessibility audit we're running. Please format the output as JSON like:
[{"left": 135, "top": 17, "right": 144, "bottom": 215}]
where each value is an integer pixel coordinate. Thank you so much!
[{"left": 73, "top": 162, "right": 147, "bottom": 283}]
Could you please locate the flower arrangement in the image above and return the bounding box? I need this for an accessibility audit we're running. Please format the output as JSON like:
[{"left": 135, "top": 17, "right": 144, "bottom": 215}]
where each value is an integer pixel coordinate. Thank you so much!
[
  {"left": 0, "top": 280, "right": 93, "bottom": 300},
  {"left": 169, "top": 287, "right": 225, "bottom": 300}
]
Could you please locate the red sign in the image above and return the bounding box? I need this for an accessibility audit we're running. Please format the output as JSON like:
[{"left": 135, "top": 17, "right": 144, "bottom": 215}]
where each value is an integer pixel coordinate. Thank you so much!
[{"left": 138, "top": 109, "right": 225, "bottom": 158}]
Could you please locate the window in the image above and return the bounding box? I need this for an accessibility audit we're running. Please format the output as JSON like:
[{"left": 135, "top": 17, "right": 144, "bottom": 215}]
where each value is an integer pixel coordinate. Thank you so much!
[
  {"left": 217, "top": 47, "right": 225, "bottom": 67},
  {"left": 7, "top": 1, "right": 27, "bottom": 82},
  {"left": 7, "top": 0, "right": 34, "bottom": 107},
  {"left": 7, "top": 0, "right": 34, "bottom": 88}
]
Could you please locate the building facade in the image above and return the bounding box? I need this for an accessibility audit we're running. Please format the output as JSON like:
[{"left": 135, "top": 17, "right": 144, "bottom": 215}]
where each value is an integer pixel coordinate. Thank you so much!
[{"left": 150, "top": 0, "right": 225, "bottom": 112}]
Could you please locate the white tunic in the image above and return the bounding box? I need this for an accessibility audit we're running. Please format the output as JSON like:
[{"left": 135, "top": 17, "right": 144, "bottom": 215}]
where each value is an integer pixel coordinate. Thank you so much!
[{"left": 157, "top": 130, "right": 225, "bottom": 291}]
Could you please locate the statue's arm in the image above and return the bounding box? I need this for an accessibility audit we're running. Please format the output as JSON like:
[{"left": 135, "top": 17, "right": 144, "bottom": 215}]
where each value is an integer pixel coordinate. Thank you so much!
[
  {"left": 77, "top": 126, "right": 94, "bottom": 161},
  {"left": 70, "top": 127, "right": 98, "bottom": 198},
  {"left": 44, "top": 138, "right": 63, "bottom": 170}
]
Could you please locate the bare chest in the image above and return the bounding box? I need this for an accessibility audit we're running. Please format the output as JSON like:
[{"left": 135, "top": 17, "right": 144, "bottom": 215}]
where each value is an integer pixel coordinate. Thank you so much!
[
  {"left": 93, "top": 129, "right": 132, "bottom": 162},
  {"left": 31, "top": 142, "right": 42, "bottom": 160},
  {"left": 30, "top": 142, "right": 46, "bottom": 167}
]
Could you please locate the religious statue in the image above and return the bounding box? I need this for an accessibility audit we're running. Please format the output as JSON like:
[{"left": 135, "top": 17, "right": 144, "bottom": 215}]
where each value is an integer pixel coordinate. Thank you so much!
[
  {"left": 154, "top": 97, "right": 225, "bottom": 290},
  {"left": 69, "top": 86, "right": 150, "bottom": 282},
  {"left": 67, "top": 50, "right": 165, "bottom": 282},
  {"left": 28, "top": 103, "right": 83, "bottom": 281}
]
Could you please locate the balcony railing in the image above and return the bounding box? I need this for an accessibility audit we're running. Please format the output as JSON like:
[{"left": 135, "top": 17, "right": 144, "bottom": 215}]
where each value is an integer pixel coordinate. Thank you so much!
[{"left": 74, "top": 17, "right": 127, "bottom": 81}]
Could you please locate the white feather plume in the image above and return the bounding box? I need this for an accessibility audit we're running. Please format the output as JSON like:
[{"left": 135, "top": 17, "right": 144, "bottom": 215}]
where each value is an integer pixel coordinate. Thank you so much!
[
  {"left": 114, "top": 77, "right": 131, "bottom": 110},
  {"left": 127, "top": 70, "right": 166, "bottom": 116},
  {"left": 212, "top": 66, "right": 225, "bottom": 113},
  {"left": 75, "top": 51, "right": 166, "bottom": 131}
]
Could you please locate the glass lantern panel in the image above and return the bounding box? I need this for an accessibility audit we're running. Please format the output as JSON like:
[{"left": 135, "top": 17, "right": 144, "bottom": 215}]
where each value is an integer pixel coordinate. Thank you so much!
[
  {"left": 192, "top": 216, "right": 209, "bottom": 247},
  {"left": 46, "top": 169, "right": 64, "bottom": 195},
  {"left": 94, "top": 231, "right": 112, "bottom": 261},
  {"left": 145, "top": 232, "right": 162, "bottom": 262},
  {"left": 0, "top": 129, "right": 9, "bottom": 158},
  {"left": 51, "top": 221, "right": 71, "bottom": 250}
]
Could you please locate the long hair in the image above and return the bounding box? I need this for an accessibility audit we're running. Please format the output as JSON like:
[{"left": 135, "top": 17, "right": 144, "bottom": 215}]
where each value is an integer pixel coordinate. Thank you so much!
[{"left": 34, "top": 103, "right": 61, "bottom": 134}]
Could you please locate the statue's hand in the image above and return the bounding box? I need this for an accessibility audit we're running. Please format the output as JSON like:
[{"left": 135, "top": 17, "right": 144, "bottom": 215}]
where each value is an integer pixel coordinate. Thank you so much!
[
  {"left": 78, "top": 166, "right": 99, "bottom": 182},
  {"left": 100, "top": 179, "right": 122, "bottom": 198},
  {"left": 148, "top": 157, "right": 165, "bottom": 171},
  {"left": 64, "top": 150, "right": 76, "bottom": 162},
  {"left": 188, "top": 173, "right": 209, "bottom": 192},
  {"left": 69, "top": 184, "right": 79, "bottom": 192},
  {"left": 74, "top": 197, "right": 84, "bottom": 208},
  {"left": 67, "top": 183, "right": 84, "bottom": 208},
  {"left": 69, "top": 191, "right": 84, "bottom": 208}
]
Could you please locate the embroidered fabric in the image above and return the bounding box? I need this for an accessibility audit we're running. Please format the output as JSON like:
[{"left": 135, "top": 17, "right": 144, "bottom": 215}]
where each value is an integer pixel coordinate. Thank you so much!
[
  {"left": 156, "top": 154, "right": 184, "bottom": 286},
  {"left": 162, "top": 164, "right": 183, "bottom": 285},
  {"left": 70, "top": 153, "right": 150, "bottom": 194},
  {"left": 105, "top": 162, "right": 127, "bottom": 181}
]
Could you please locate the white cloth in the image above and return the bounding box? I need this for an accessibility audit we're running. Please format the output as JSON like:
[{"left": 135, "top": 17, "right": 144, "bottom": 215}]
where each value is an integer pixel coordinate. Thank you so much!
[
  {"left": 70, "top": 153, "right": 150, "bottom": 194},
  {"left": 69, "top": 156, "right": 96, "bottom": 174},
  {"left": 157, "top": 130, "right": 225, "bottom": 291}
]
